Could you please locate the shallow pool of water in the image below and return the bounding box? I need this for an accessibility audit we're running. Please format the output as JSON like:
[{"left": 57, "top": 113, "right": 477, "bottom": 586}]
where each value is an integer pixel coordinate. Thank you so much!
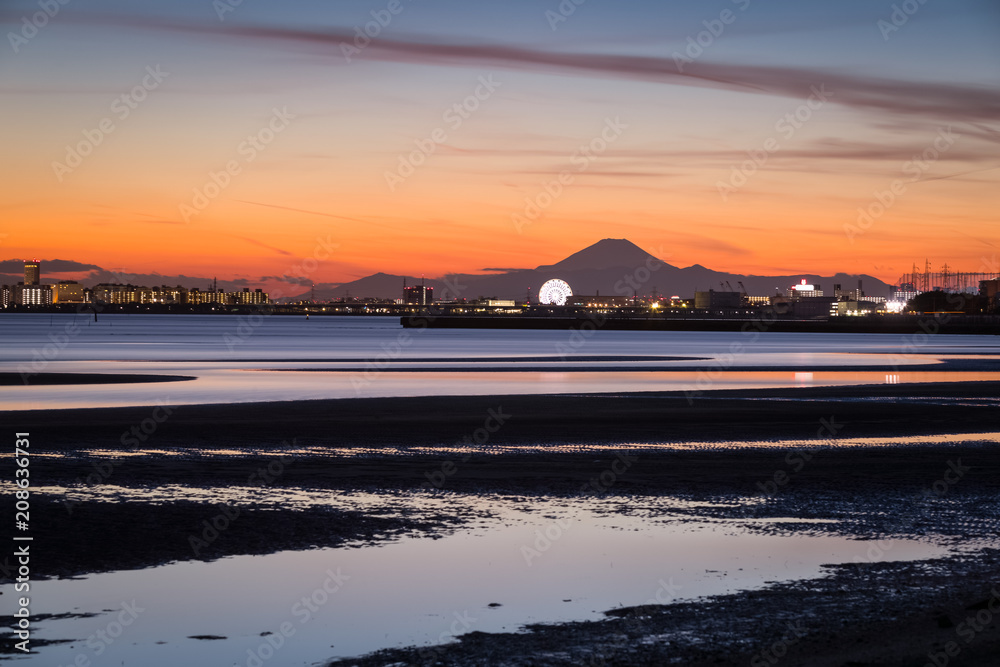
[{"left": 8, "top": 498, "right": 948, "bottom": 666}]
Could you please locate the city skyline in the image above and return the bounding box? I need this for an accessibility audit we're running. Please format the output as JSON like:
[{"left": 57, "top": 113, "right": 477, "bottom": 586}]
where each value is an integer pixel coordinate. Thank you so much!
[
  {"left": 5, "top": 3, "right": 1000, "bottom": 662},
  {"left": 1, "top": 239, "right": 994, "bottom": 298},
  {"left": 2, "top": 0, "right": 998, "bottom": 285},
  {"left": 5, "top": 239, "right": 997, "bottom": 310}
]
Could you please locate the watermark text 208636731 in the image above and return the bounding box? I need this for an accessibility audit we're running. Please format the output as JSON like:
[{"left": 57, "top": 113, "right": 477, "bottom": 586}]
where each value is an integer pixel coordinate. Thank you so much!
[{"left": 13, "top": 432, "right": 33, "bottom": 654}]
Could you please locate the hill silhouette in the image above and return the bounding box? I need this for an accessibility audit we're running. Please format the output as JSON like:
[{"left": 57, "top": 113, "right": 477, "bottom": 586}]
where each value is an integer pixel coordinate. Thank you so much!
[{"left": 321, "top": 238, "right": 889, "bottom": 301}]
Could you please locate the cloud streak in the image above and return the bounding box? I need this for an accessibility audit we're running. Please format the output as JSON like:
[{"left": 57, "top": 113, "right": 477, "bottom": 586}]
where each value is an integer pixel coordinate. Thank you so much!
[
  {"left": 0, "top": 258, "right": 101, "bottom": 272},
  {"left": 227, "top": 235, "right": 293, "bottom": 257},
  {"left": 48, "top": 13, "right": 1000, "bottom": 125}
]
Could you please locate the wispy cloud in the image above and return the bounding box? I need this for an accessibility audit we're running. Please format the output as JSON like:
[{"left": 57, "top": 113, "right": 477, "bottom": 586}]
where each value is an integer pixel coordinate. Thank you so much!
[
  {"left": 235, "top": 200, "right": 371, "bottom": 225},
  {"left": 44, "top": 13, "right": 1000, "bottom": 125},
  {"left": 0, "top": 258, "right": 101, "bottom": 272},
  {"left": 227, "top": 235, "right": 293, "bottom": 256}
]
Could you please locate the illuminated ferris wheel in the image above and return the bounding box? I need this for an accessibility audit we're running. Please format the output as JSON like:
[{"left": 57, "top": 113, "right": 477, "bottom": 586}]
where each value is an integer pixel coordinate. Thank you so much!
[{"left": 538, "top": 279, "right": 573, "bottom": 306}]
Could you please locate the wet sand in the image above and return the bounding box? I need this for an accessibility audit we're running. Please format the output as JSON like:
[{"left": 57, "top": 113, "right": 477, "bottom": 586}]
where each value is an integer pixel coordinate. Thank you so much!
[
  {"left": 0, "top": 372, "right": 196, "bottom": 386},
  {"left": 8, "top": 381, "right": 1000, "bottom": 450},
  {"left": 5, "top": 381, "right": 1000, "bottom": 664},
  {"left": 329, "top": 548, "right": 1000, "bottom": 667}
]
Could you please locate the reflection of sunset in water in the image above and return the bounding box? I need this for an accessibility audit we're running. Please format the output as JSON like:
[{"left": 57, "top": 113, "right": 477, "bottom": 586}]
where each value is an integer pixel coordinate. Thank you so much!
[
  {"left": 0, "top": 489, "right": 952, "bottom": 666},
  {"left": 5, "top": 367, "right": 1000, "bottom": 411}
]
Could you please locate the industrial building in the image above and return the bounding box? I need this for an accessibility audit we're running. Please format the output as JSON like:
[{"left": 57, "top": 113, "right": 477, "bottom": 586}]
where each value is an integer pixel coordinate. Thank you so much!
[
  {"left": 694, "top": 289, "right": 743, "bottom": 310},
  {"left": 403, "top": 284, "right": 434, "bottom": 305},
  {"left": 52, "top": 281, "right": 85, "bottom": 304},
  {"left": 568, "top": 295, "right": 632, "bottom": 308}
]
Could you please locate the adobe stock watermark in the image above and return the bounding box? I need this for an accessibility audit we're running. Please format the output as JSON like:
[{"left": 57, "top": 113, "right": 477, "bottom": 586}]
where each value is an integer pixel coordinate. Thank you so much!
[
  {"left": 877, "top": 0, "right": 930, "bottom": 41},
  {"left": 717, "top": 84, "right": 833, "bottom": 201},
  {"left": 521, "top": 452, "right": 637, "bottom": 566},
  {"left": 885, "top": 253, "right": 993, "bottom": 365},
  {"left": 18, "top": 316, "right": 84, "bottom": 384},
  {"left": 844, "top": 126, "right": 957, "bottom": 244},
  {"left": 39, "top": 601, "right": 145, "bottom": 663},
  {"left": 112, "top": 404, "right": 166, "bottom": 441},
  {"left": 7, "top": 0, "right": 71, "bottom": 53},
  {"left": 755, "top": 417, "right": 842, "bottom": 495},
  {"left": 223, "top": 234, "right": 340, "bottom": 352},
  {"left": 384, "top": 75, "right": 502, "bottom": 192},
  {"left": 241, "top": 567, "right": 350, "bottom": 667},
  {"left": 349, "top": 275, "right": 467, "bottom": 393},
  {"left": 672, "top": 0, "right": 751, "bottom": 72},
  {"left": 180, "top": 107, "right": 295, "bottom": 223},
  {"left": 52, "top": 65, "right": 170, "bottom": 182},
  {"left": 188, "top": 444, "right": 298, "bottom": 556},
  {"left": 853, "top": 458, "right": 971, "bottom": 568},
  {"left": 62, "top": 399, "right": 175, "bottom": 515},
  {"left": 886, "top": 297, "right": 970, "bottom": 371},
  {"left": 749, "top": 621, "right": 809, "bottom": 667},
  {"left": 520, "top": 515, "right": 574, "bottom": 567},
  {"left": 340, "top": 0, "right": 415, "bottom": 62},
  {"left": 580, "top": 452, "right": 638, "bottom": 496},
  {"left": 579, "top": 576, "right": 684, "bottom": 665},
  {"left": 422, "top": 407, "right": 511, "bottom": 490},
  {"left": 17, "top": 270, "right": 137, "bottom": 385},
  {"left": 921, "top": 458, "right": 971, "bottom": 499},
  {"left": 213, "top": 0, "right": 245, "bottom": 21},
  {"left": 413, "top": 611, "right": 478, "bottom": 664},
  {"left": 513, "top": 116, "right": 628, "bottom": 233},
  {"left": 924, "top": 587, "right": 1000, "bottom": 667},
  {"left": 682, "top": 300, "right": 791, "bottom": 403},
  {"left": 46, "top": 600, "right": 145, "bottom": 666},
  {"left": 554, "top": 254, "right": 667, "bottom": 360},
  {"left": 545, "top": 0, "right": 587, "bottom": 31}
]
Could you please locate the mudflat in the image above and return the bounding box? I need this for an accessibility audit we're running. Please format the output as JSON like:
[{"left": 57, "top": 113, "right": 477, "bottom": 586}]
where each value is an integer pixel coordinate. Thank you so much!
[{"left": 6, "top": 381, "right": 1000, "bottom": 665}]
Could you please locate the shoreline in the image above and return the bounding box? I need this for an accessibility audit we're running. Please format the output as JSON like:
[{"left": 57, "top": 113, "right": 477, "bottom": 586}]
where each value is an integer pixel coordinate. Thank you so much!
[
  {"left": 328, "top": 547, "right": 1000, "bottom": 667},
  {"left": 0, "top": 372, "right": 196, "bottom": 386},
  {"left": 8, "top": 381, "right": 1000, "bottom": 450},
  {"left": 402, "top": 313, "right": 1000, "bottom": 335},
  {"left": 9, "top": 380, "right": 1000, "bottom": 665},
  {"left": 11, "top": 437, "right": 1000, "bottom": 664}
]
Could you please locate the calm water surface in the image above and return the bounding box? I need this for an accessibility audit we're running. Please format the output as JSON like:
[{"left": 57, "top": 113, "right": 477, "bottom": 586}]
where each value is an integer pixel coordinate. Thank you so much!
[
  {"left": 2, "top": 493, "right": 951, "bottom": 666},
  {"left": 3, "top": 314, "right": 996, "bottom": 665},
  {"left": 1, "top": 314, "right": 997, "bottom": 409}
]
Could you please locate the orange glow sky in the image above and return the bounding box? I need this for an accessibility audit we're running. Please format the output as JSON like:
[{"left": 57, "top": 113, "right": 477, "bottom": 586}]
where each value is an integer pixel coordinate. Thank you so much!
[{"left": 2, "top": 1, "right": 998, "bottom": 288}]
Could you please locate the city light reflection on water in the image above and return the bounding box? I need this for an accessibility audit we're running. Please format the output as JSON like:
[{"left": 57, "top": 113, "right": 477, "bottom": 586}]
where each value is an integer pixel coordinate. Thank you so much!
[
  {"left": 3, "top": 316, "right": 998, "bottom": 665},
  {"left": 3, "top": 313, "right": 998, "bottom": 410},
  {"left": 2, "top": 491, "right": 953, "bottom": 667},
  {"left": 5, "top": 368, "right": 1000, "bottom": 411}
]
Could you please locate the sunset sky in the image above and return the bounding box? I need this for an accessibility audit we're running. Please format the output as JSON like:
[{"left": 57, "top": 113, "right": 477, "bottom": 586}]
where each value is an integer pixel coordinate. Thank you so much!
[{"left": 2, "top": 0, "right": 998, "bottom": 289}]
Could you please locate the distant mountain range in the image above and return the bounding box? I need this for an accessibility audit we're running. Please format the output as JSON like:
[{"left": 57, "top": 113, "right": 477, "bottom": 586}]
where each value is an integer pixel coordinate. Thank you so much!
[
  {"left": 0, "top": 240, "right": 891, "bottom": 301},
  {"left": 323, "top": 239, "right": 890, "bottom": 301}
]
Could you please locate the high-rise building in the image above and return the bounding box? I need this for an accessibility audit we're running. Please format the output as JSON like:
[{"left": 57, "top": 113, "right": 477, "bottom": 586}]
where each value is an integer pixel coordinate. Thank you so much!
[
  {"left": 788, "top": 280, "right": 823, "bottom": 298},
  {"left": 52, "top": 281, "right": 85, "bottom": 304},
  {"left": 1, "top": 285, "right": 11, "bottom": 309},
  {"left": 232, "top": 288, "right": 269, "bottom": 305},
  {"left": 187, "top": 287, "right": 229, "bottom": 305},
  {"left": 24, "top": 260, "right": 40, "bottom": 286},
  {"left": 404, "top": 285, "right": 434, "bottom": 305},
  {"left": 981, "top": 279, "right": 1000, "bottom": 310},
  {"left": 92, "top": 284, "right": 135, "bottom": 304},
  {"left": 19, "top": 284, "right": 53, "bottom": 306},
  {"left": 890, "top": 283, "right": 919, "bottom": 303}
]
